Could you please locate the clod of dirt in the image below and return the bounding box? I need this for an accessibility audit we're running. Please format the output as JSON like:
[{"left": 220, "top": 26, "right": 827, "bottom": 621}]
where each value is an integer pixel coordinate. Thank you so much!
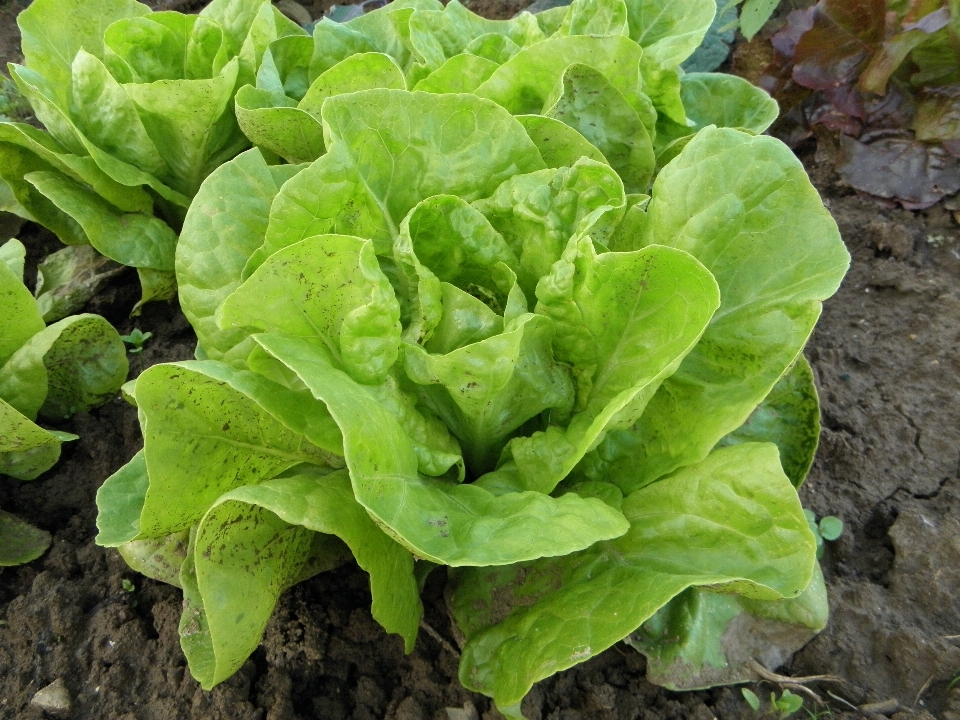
[
  {"left": 30, "top": 678, "right": 71, "bottom": 717},
  {"left": 446, "top": 701, "right": 480, "bottom": 720},
  {"left": 860, "top": 699, "right": 900, "bottom": 716}
]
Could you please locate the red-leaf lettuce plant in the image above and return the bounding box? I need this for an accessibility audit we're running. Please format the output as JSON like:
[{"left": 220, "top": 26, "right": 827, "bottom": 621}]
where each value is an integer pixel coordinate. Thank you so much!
[
  {"left": 760, "top": 0, "right": 960, "bottom": 210},
  {"left": 94, "top": 0, "right": 849, "bottom": 715}
]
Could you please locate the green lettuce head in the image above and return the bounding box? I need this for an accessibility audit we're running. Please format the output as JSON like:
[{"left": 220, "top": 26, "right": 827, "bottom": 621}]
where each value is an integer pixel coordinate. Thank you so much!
[
  {"left": 0, "top": 0, "right": 305, "bottom": 308},
  {"left": 78, "top": 0, "right": 849, "bottom": 711},
  {"left": 1, "top": 238, "right": 127, "bottom": 565},
  {"left": 96, "top": 78, "right": 848, "bottom": 716}
]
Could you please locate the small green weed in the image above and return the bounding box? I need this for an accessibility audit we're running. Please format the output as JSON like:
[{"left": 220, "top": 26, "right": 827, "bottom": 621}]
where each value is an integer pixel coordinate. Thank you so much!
[
  {"left": 803, "top": 510, "right": 844, "bottom": 558},
  {"left": 742, "top": 687, "right": 806, "bottom": 718},
  {"left": 121, "top": 328, "right": 153, "bottom": 354}
]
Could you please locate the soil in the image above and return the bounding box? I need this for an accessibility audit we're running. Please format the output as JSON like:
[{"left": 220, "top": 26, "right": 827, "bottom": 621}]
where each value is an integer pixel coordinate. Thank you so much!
[{"left": 2, "top": 3, "right": 960, "bottom": 719}]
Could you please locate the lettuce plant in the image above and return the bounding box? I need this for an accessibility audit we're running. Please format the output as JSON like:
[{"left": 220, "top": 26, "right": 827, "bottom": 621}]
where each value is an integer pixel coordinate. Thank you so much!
[
  {"left": 0, "top": 238, "right": 127, "bottom": 565},
  {"left": 759, "top": 0, "right": 960, "bottom": 209},
  {"left": 0, "top": 0, "right": 304, "bottom": 308},
  {"left": 93, "top": 0, "right": 849, "bottom": 715},
  {"left": 233, "top": 0, "right": 782, "bottom": 193}
]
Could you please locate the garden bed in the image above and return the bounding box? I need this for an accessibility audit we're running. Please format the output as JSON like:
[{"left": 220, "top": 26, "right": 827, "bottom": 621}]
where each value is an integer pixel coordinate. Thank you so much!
[{"left": 1, "top": 1, "right": 959, "bottom": 718}]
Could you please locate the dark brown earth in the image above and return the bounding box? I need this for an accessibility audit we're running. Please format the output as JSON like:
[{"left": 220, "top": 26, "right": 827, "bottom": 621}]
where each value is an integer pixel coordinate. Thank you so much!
[{"left": 2, "top": 2, "right": 960, "bottom": 719}]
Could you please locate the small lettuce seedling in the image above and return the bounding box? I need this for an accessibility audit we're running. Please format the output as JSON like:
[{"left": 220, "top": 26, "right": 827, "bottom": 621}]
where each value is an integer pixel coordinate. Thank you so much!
[
  {"left": 804, "top": 509, "right": 844, "bottom": 558},
  {"left": 743, "top": 688, "right": 805, "bottom": 719},
  {"left": 94, "top": 0, "right": 849, "bottom": 715}
]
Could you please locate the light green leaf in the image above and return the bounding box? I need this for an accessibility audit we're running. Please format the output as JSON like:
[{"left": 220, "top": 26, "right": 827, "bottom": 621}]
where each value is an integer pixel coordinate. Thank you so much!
[
  {"left": 544, "top": 63, "right": 655, "bottom": 193},
  {"left": 17, "top": 0, "right": 150, "bottom": 104},
  {"left": 0, "top": 143, "right": 88, "bottom": 246},
  {"left": 632, "top": 562, "right": 829, "bottom": 689},
  {"left": 35, "top": 245, "right": 125, "bottom": 323},
  {"left": 408, "top": 0, "right": 543, "bottom": 71},
  {"left": 413, "top": 54, "right": 499, "bottom": 94},
  {"left": 308, "top": 0, "right": 437, "bottom": 81},
  {"left": 463, "top": 34, "right": 523, "bottom": 65},
  {"left": 534, "top": 5, "right": 571, "bottom": 36},
  {"left": 71, "top": 50, "right": 167, "bottom": 177},
  {"left": 404, "top": 311, "right": 574, "bottom": 473},
  {"left": 220, "top": 234, "right": 402, "bottom": 386},
  {"left": 123, "top": 58, "right": 243, "bottom": 197},
  {"left": 9, "top": 64, "right": 190, "bottom": 208},
  {"left": 257, "top": 35, "right": 314, "bottom": 102},
  {"left": 308, "top": 20, "right": 377, "bottom": 80},
  {"left": 96, "top": 450, "right": 150, "bottom": 546},
  {"left": 177, "top": 148, "right": 304, "bottom": 365},
  {"left": 515, "top": 115, "right": 607, "bottom": 170},
  {"left": 656, "top": 72, "right": 780, "bottom": 150},
  {"left": 476, "top": 35, "right": 644, "bottom": 116},
  {"left": 607, "top": 193, "right": 651, "bottom": 251},
  {"left": 7, "top": 63, "right": 87, "bottom": 156},
  {"left": 357, "top": 370, "right": 464, "bottom": 479},
  {"left": 471, "top": 158, "right": 625, "bottom": 296},
  {"left": 254, "top": 89, "right": 544, "bottom": 264},
  {"left": 624, "top": 0, "right": 715, "bottom": 68},
  {"left": 493, "top": 240, "right": 719, "bottom": 494},
  {"left": 717, "top": 355, "right": 820, "bottom": 489},
  {"left": 740, "top": 0, "right": 780, "bottom": 41},
  {"left": 254, "top": 332, "right": 630, "bottom": 566},
  {"left": 0, "top": 397, "right": 63, "bottom": 480},
  {"left": 237, "top": 51, "right": 407, "bottom": 164},
  {"left": 0, "top": 509, "right": 52, "bottom": 566},
  {"left": 0, "top": 121, "right": 154, "bottom": 214},
  {"left": 639, "top": 57, "right": 686, "bottom": 125},
  {"left": 0, "top": 313, "right": 128, "bottom": 421},
  {"left": 135, "top": 361, "right": 340, "bottom": 538},
  {"left": 178, "top": 530, "right": 215, "bottom": 686},
  {"left": 424, "top": 283, "right": 504, "bottom": 356},
  {"left": 25, "top": 171, "right": 176, "bottom": 271},
  {"left": 205, "top": 471, "right": 422, "bottom": 654},
  {"left": 117, "top": 529, "right": 190, "bottom": 587},
  {"left": 452, "top": 443, "right": 816, "bottom": 711},
  {"left": 0, "top": 258, "right": 44, "bottom": 367},
  {"left": 299, "top": 53, "right": 406, "bottom": 119},
  {"left": 133, "top": 267, "right": 177, "bottom": 315},
  {"left": 393, "top": 193, "right": 519, "bottom": 344},
  {"left": 186, "top": 470, "right": 421, "bottom": 688},
  {"left": 103, "top": 15, "right": 189, "bottom": 82},
  {"left": 191, "top": 487, "right": 313, "bottom": 688},
  {"left": 591, "top": 128, "right": 849, "bottom": 494},
  {"left": 555, "top": 0, "right": 629, "bottom": 37},
  {"left": 0, "top": 238, "right": 26, "bottom": 280}
]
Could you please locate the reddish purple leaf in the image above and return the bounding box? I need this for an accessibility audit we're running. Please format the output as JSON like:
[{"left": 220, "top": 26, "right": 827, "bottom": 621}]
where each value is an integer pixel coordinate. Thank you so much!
[
  {"left": 759, "top": 9, "right": 815, "bottom": 97},
  {"left": 792, "top": 0, "right": 886, "bottom": 91},
  {"left": 838, "top": 133, "right": 960, "bottom": 207}
]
